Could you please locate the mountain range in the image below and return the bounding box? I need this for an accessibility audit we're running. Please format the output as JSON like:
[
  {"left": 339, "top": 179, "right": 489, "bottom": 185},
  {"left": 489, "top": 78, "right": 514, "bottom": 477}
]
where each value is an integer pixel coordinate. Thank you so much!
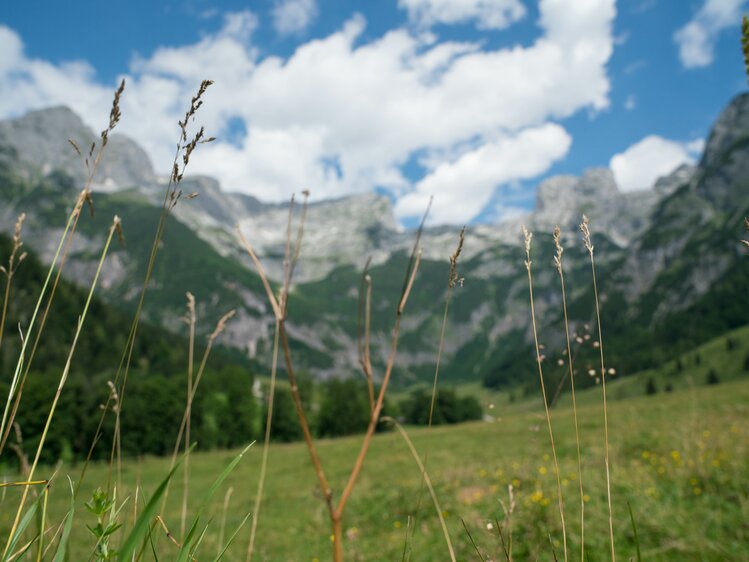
[{"left": 1, "top": 94, "right": 748, "bottom": 389}]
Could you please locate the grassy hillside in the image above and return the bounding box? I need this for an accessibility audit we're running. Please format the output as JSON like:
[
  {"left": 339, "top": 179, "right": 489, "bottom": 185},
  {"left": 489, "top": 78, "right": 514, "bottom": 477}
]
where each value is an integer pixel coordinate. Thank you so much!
[{"left": 1, "top": 374, "right": 747, "bottom": 561}]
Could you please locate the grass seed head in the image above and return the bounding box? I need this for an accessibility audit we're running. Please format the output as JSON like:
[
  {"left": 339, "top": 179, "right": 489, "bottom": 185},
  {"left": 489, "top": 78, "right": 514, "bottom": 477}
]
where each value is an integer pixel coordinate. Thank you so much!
[
  {"left": 209, "top": 310, "right": 236, "bottom": 342},
  {"left": 553, "top": 225, "right": 564, "bottom": 273},
  {"left": 448, "top": 227, "right": 466, "bottom": 289},
  {"left": 580, "top": 214, "right": 594, "bottom": 256},
  {"left": 521, "top": 224, "right": 533, "bottom": 271}
]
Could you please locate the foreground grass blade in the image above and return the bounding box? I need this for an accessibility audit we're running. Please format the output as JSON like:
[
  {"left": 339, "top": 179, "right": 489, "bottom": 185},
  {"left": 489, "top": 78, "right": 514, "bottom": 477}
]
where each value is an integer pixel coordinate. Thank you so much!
[
  {"left": 2, "top": 499, "right": 39, "bottom": 562},
  {"left": 213, "top": 512, "right": 252, "bottom": 562},
  {"left": 178, "top": 442, "right": 254, "bottom": 559},
  {"left": 118, "top": 448, "right": 191, "bottom": 561},
  {"left": 51, "top": 478, "right": 75, "bottom": 562},
  {"left": 627, "top": 502, "right": 641, "bottom": 562}
]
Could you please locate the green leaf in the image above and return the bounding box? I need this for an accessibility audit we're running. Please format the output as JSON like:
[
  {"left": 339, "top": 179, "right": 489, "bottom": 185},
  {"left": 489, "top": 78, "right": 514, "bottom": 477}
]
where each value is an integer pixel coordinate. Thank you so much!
[
  {"left": 212, "top": 512, "right": 252, "bottom": 562},
  {"left": 176, "top": 442, "right": 253, "bottom": 560},
  {"left": 627, "top": 501, "right": 642, "bottom": 562},
  {"left": 2, "top": 499, "right": 40, "bottom": 562},
  {"left": 51, "top": 477, "right": 76, "bottom": 562},
  {"left": 118, "top": 447, "right": 192, "bottom": 561}
]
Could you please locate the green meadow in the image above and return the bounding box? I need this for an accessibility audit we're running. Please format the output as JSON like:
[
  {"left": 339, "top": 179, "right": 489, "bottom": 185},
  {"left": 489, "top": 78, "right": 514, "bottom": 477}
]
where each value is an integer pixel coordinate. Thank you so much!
[{"left": 2, "top": 329, "right": 747, "bottom": 561}]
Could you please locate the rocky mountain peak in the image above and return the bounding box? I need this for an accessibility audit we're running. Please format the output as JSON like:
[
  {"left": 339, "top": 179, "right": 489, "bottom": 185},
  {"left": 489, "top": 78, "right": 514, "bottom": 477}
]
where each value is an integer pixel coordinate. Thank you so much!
[
  {"left": 0, "top": 105, "right": 155, "bottom": 189},
  {"left": 694, "top": 93, "right": 749, "bottom": 208},
  {"left": 701, "top": 93, "right": 749, "bottom": 171}
]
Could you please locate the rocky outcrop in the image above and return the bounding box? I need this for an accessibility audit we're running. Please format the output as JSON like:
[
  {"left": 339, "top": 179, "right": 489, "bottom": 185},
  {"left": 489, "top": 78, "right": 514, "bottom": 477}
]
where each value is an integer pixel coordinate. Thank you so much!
[{"left": 0, "top": 106, "right": 155, "bottom": 189}]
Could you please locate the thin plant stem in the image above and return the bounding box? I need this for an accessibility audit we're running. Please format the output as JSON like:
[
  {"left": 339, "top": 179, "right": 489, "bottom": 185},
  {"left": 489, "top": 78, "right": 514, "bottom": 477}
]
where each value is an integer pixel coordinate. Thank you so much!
[
  {"left": 461, "top": 518, "right": 484, "bottom": 562},
  {"left": 386, "top": 418, "right": 455, "bottom": 562},
  {"left": 554, "top": 227, "right": 586, "bottom": 562},
  {"left": 580, "top": 215, "right": 615, "bottom": 562},
  {"left": 1, "top": 80, "right": 125, "bottom": 455},
  {"left": 246, "top": 317, "right": 281, "bottom": 562},
  {"left": 161, "top": 308, "right": 236, "bottom": 515},
  {"left": 405, "top": 227, "right": 464, "bottom": 560},
  {"left": 181, "top": 292, "right": 197, "bottom": 539},
  {"left": 217, "top": 486, "right": 234, "bottom": 557},
  {"left": 357, "top": 258, "right": 375, "bottom": 414},
  {"left": 0, "top": 196, "right": 82, "bottom": 453},
  {"left": 3, "top": 216, "right": 120, "bottom": 558},
  {"left": 522, "top": 225, "right": 567, "bottom": 562},
  {"left": 0, "top": 213, "right": 26, "bottom": 350},
  {"left": 35, "top": 485, "right": 48, "bottom": 562}
]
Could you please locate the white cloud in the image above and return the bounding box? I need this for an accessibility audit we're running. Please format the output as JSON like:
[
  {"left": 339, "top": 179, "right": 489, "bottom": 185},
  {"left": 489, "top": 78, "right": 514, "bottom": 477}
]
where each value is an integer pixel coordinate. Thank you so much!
[
  {"left": 609, "top": 135, "right": 702, "bottom": 192},
  {"left": 624, "top": 94, "right": 636, "bottom": 110},
  {"left": 395, "top": 124, "right": 572, "bottom": 223},
  {"left": 273, "top": 0, "right": 318, "bottom": 35},
  {"left": 674, "top": 0, "right": 746, "bottom": 68},
  {"left": 398, "top": 0, "right": 526, "bottom": 29},
  {"left": 0, "top": 0, "right": 616, "bottom": 224}
]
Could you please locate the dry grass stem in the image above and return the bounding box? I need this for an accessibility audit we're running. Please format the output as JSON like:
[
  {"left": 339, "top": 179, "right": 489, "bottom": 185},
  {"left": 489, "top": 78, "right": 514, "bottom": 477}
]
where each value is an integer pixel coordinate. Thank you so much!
[
  {"left": 522, "top": 224, "right": 568, "bottom": 562},
  {"left": 357, "top": 258, "right": 374, "bottom": 414},
  {"left": 405, "top": 227, "right": 465, "bottom": 558},
  {"left": 0, "top": 213, "right": 27, "bottom": 349},
  {"left": 579, "top": 215, "right": 616, "bottom": 562},
  {"left": 246, "top": 318, "right": 281, "bottom": 562},
  {"left": 181, "top": 292, "right": 197, "bottom": 538},
  {"left": 217, "top": 486, "right": 234, "bottom": 557},
  {"left": 554, "top": 226, "right": 586, "bottom": 562},
  {"left": 83, "top": 79, "right": 213, "bottom": 495},
  {"left": 1, "top": 80, "right": 127, "bottom": 470}
]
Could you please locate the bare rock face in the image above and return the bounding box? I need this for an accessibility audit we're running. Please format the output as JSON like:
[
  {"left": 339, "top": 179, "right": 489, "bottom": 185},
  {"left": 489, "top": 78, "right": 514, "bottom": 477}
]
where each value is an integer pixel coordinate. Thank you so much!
[
  {"left": 531, "top": 167, "right": 658, "bottom": 247},
  {"left": 237, "top": 192, "right": 400, "bottom": 281},
  {"left": 0, "top": 106, "right": 155, "bottom": 189},
  {"left": 696, "top": 93, "right": 749, "bottom": 208},
  {"left": 654, "top": 163, "right": 695, "bottom": 196}
]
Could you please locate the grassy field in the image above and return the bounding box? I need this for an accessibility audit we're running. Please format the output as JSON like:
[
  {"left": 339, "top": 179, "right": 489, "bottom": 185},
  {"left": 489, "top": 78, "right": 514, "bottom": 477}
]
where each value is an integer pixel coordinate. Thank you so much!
[{"left": 1, "top": 364, "right": 747, "bottom": 561}]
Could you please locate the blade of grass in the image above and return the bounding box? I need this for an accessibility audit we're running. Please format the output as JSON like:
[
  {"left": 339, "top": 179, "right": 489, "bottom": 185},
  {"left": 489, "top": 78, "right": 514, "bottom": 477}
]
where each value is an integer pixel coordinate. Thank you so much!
[
  {"left": 51, "top": 478, "right": 75, "bottom": 562},
  {"left": 213, "top": 512, "right": 252, "bottom": 562},
  {"left": 627, "top": 502, "right": 641, "bottom": 562},
  {"left": 118, "top": 446, "right": 191, "bottom": 562}
]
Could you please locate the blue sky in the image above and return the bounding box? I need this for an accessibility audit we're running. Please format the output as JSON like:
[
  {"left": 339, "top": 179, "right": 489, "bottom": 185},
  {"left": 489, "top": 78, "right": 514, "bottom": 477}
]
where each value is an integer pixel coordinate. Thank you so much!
[{"left": 1, "top": 0, "right": 747, "bottom": 224}]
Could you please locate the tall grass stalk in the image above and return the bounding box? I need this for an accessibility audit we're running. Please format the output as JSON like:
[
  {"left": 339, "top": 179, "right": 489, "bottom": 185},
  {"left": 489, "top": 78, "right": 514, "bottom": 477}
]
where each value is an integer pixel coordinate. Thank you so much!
[
  {"left": 71, "top": 79, "right": 213, "bottom": 492},
  {"left": 34, "top": 485, "right": 49, "bottom": 562},
  {"left": 245, "top": 318, "right": 281, "bottom": 562},
  {"left": 217, "top": 486, "right": 234, "bottom": 557},
  {"left": 181, "top": 292, "right": 197, "bottom": 539},
  {"left": 357, "top": 258, "right": 375, "bottom": 414},
  {"left": 0, "top": 193, "right": 83, "bottom": 454},
  {"left": 404, "top": 227, "right": 464, "bottom": 560},
  {"left": 0, "top": 80, "right": 126, "bottom": 455},
  {"left": 2, "top": 215, "right": 121, "bottom": 559},
  {"left": 242, "top": 194, "right": 320, "bottom": 561},
  {"left": 553, "top": 226, "right": 586, "bottom": 562},
  {"left": 579, "top": 215, "right": 616, "bottom": 562},
  {"left": 0, "top": 213, "right": 27, "bottom": 349},
  {"left": 521, "top": 225, "right": 567, "bottom": 562},
  {"left": 162, "top": 307, "right": 236, "bottom": 515}
]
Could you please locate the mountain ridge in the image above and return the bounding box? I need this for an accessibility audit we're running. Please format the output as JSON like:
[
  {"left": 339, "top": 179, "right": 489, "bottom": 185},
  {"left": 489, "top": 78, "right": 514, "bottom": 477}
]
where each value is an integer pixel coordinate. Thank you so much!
[{"left": 1, "top": 94, "right": 748, "bottom": 387}]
